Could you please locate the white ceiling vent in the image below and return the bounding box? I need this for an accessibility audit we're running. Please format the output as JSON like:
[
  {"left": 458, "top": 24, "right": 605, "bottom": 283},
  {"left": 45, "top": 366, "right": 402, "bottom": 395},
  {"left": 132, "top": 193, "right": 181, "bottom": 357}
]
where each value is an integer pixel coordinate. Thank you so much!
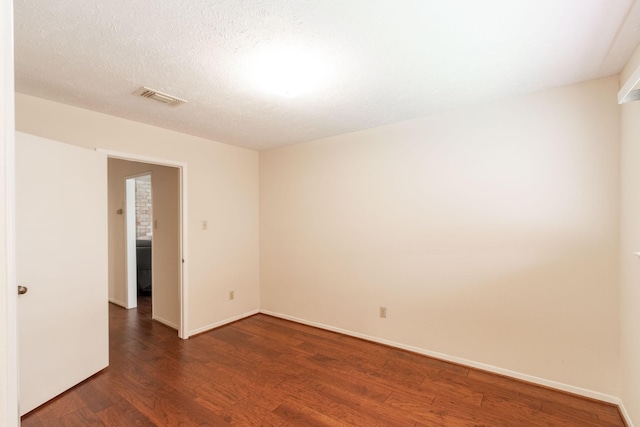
[{"left": 132, "top": 87, "right": 187, "bottom": 106}]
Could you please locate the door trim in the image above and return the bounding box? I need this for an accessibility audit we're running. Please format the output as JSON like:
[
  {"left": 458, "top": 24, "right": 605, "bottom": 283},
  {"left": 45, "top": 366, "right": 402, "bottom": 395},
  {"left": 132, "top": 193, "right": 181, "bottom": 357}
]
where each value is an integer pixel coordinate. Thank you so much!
[
  {"left": 97, "top": 149, "right": 189, "bottom": 339},
  {"left": 122, "top": 171, "right": 153, "bottom": 311},
  {"left": 3, "top": 0, "right": 19, "bottom": 422}
]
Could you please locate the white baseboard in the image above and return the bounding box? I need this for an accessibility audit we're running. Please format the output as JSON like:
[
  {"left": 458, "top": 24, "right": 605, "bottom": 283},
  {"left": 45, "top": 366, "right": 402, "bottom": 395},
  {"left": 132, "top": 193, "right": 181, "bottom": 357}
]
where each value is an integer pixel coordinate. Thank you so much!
[
  {"left": 108, "top": 298, "right": 127, "bottom": 308},
  {"left": 188, "top": 309, "right": 260, "bottom": 337},
  {"left": 617, "top": 399, "right": 635, "bottom": 427},
  {"left": 259, "top": 309, "right": 626, "bottom": 410},
  {"left": 152, "top": 315, "right": 179, "bottom": 330}
]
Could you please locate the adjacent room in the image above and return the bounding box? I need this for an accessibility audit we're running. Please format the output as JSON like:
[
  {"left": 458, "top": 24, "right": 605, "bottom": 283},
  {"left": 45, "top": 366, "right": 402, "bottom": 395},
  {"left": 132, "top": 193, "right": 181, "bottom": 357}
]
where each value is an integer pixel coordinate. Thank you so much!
[{"left": 3, "top": 0, "right": 640, "bottom": 425}]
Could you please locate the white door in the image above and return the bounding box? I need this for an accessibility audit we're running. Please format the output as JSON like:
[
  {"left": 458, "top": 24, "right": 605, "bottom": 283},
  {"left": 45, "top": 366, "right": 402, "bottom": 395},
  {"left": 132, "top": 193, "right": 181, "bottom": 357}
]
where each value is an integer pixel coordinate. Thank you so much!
[{"left": 16, "top": 132, "right": 108, "bottom": 415}]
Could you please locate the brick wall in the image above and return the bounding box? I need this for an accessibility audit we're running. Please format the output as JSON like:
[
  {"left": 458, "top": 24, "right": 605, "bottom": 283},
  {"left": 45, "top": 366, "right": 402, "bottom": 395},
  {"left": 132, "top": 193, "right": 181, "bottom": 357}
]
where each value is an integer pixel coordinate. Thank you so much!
[{"left": 136, "top": 175, "right": 152, "bottom": 240}]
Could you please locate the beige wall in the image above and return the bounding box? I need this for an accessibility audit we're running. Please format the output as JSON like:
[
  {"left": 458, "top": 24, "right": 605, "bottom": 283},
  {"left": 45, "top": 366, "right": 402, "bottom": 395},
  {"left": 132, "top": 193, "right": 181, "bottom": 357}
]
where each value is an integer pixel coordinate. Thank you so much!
[
  {"left": 15, "top": 93, "right": 260, "bottom": 336},
  {"left": 108, "top": 159, "right": 180, "bottom": 328},
  {"left": 620, "top": 44, "right": 640, "bottom": 426},
  {"left": 260, "top": 77, "right": 621, "bottom": 395}
]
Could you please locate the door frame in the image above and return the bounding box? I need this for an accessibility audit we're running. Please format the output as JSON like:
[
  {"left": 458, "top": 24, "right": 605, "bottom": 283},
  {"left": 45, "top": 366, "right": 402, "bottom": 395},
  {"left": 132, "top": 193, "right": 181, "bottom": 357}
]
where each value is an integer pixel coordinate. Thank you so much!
[
  {"left": 124, "top": 171, "right": 153, "bottom": 310},
  {"left": 99, "top": 149, "right": 189, "bottom": 339},
  {"left": 2, "top": 0, "right": 19, "bottom": 423}
]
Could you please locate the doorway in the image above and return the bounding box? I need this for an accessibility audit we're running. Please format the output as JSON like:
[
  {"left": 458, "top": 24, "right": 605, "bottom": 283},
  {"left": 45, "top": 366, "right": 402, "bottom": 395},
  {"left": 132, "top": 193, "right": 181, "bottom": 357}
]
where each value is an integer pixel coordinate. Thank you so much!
[
  {"left": 125, "top": 173, "right": 153, "bottom": 311},
  {"left": 107, "top": 156, "right": 186, "bottom": 337}
]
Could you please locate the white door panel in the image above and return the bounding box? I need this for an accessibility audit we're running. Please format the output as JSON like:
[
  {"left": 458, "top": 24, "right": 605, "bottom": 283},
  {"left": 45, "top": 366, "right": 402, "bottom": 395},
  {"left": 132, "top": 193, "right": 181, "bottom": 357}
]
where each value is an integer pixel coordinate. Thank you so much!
[{"left": 16, "top": 132, "right": 108, "bottom": 415}]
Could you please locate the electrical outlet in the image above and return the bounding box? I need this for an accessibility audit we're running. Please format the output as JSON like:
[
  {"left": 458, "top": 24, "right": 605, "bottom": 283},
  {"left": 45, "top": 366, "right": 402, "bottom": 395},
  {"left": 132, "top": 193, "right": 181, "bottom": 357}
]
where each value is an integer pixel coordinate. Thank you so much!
[
  {"left": 229, "top": 290, "right": 235, "bottom": 300},
  {"left": 379, "top": 307, "right": 387, "bottom": 318}
]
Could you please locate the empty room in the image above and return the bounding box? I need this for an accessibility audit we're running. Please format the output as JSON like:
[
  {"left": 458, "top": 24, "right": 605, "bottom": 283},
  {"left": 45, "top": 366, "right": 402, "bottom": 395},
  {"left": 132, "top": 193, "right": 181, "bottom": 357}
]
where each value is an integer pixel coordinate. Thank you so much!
[{"left": 2, "top": 0, "right": 640, "bottom": 426}]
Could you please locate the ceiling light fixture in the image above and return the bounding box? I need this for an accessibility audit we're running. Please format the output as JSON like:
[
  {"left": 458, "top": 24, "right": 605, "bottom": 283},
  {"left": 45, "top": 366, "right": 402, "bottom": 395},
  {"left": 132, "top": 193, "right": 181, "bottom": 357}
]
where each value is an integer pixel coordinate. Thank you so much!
[{"left": 247, "top": 46, "right": 331, "bottom": 98}]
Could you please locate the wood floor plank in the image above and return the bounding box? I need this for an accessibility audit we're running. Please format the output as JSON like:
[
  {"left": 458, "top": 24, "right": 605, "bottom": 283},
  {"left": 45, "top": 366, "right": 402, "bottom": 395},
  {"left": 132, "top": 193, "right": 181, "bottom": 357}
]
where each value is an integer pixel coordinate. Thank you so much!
[
  {"left": 273, "top": 402, "right": 344, "bottom": 427},
  {"left": 21, "top": 298, "right": 626, "bottom": 426},
  {"left": 74, "top": 376, "right": 116, "bottom": 413},
  {"left": 225, "top": 398, "right": 287, "bottom": 427},
  {"left": 53, "top": 406, "right": 108, "bottom": 427},
  {"left": 95, "top": 397, "right": 156, "bottom": 427},
  {"left": 24, "top": 389, "right": 87, "bottom": 425}
]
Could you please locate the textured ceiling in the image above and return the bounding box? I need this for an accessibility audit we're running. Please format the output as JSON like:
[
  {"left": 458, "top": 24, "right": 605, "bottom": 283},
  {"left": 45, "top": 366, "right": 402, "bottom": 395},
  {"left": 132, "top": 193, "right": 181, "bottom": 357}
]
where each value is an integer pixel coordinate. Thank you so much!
[{"left": 13, "top": 0, "right": 640, "bottom": 151}]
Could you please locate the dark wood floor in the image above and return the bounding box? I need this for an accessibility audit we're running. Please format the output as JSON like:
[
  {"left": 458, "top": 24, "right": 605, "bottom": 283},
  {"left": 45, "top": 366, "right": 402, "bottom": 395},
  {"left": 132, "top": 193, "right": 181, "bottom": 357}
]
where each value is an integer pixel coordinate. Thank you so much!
[{"left": 22, "top": 297, "right": 626, "bottom": 426}]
